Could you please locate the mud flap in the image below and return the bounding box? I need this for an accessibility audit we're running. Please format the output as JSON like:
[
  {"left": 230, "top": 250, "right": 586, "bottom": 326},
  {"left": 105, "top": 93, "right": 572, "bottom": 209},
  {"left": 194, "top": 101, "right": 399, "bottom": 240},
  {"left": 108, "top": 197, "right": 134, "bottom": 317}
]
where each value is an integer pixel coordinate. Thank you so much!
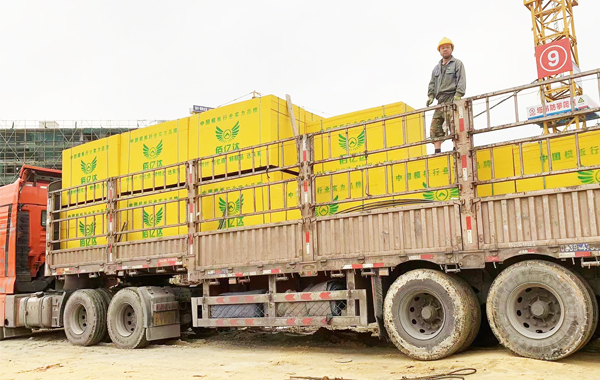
[
  {"left": 137, "top": 287, "right": 181, "bottom": 342},
  {"left": 1, "top": 326, "right": 32, "bottom": 339},
  {"left": 371, "top": 276, "right": 389, "bottom": 341}
]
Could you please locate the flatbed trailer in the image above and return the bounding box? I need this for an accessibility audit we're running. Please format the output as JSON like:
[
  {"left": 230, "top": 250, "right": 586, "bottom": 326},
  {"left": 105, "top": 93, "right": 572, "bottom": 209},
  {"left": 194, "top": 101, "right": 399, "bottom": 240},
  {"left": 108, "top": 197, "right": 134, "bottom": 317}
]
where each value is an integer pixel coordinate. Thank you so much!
[{"left": 3, "top": 69, "right": 600, "bottom": 361}]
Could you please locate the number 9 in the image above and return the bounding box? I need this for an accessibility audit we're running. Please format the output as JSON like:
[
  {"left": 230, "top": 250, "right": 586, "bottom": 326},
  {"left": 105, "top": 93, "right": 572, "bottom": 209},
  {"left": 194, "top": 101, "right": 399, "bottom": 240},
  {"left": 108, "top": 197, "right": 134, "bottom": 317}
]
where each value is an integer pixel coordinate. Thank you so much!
[{"left": 548, "top": 50, "right": 559, "bottom": 67}]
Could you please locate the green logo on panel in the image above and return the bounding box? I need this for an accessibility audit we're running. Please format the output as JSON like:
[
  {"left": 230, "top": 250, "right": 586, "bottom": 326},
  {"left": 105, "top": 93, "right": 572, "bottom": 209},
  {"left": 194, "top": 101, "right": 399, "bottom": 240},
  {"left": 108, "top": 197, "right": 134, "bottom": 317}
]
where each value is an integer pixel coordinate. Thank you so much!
[
  {"left": 215, "top": 122, "right": 241, "bottom": 154},
  {"left": 80, "top": 157, "right": 98, "bottom": 184},
  {"left": 422, "top": 182, "right": 460, "bottom": 201},
  {"left": 79, "top": 221, "right": 97, "bottom": 247},
  {"left": 218, "top": 194, "right": 244, "bottom": 229},
  {"left": 79, "top": 221, "right": 95, "bottom": 236},
  {"left": 316, "top": 195, "right": 339, "bottom": 216},
  {"left": 338, "top": 130, "right": 365, "bottom": 152},
  {"left": 143, "top": 208, "right": 164, "bottom": 227},
  {"left": 81, "top": 157, "right": 97, "bottom": 174},
  {"left": 143, "top": 140, "right": 163, "bottom": 159},
  {"left": 142, "top": 140, "right": 164, "bottom": 170},
  {"left": 143, "top": 208, "right": 164, "bottom": 238},
  {"left": 216, "top": 121, "right": 240, "bottom": 143},
  {"left": 578, "top": 170, "right": 600, "bottom": 184}
]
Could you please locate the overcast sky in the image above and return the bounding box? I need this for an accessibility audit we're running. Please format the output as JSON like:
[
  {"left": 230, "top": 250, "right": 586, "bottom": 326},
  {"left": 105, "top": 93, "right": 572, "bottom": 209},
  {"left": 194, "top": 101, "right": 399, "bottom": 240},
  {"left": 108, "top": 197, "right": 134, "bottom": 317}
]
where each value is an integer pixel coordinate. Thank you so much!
[{"left": 1, "top": 0, "right": 599, "bottom": 123}]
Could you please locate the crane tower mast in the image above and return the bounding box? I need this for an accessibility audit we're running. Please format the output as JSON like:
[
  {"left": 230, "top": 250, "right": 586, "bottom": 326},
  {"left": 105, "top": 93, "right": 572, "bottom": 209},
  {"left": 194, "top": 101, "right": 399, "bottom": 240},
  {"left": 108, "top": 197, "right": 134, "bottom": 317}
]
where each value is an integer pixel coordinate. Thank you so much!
[{"left": 524, "top": 0, "right": 583, "bottom": 133}]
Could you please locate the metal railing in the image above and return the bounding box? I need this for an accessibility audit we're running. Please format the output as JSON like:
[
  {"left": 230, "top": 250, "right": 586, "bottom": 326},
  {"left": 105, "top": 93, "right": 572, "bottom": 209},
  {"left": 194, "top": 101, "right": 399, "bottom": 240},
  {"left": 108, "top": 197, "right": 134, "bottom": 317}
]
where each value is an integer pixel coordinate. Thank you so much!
[
  {"left": 193, "top": 136, "right": 303, "bottom": 228},
  {"left": 308, "top": 103, "right": 458, "bottom": 212},
  {"left": 46, "top": 69, "right": 600, "bottom": 258},
  {"left": 470, "top": 68, "right": 600, "bottom": 134},
  {"left": 468, "top": 68, "right": 600, "bottom": 196}
]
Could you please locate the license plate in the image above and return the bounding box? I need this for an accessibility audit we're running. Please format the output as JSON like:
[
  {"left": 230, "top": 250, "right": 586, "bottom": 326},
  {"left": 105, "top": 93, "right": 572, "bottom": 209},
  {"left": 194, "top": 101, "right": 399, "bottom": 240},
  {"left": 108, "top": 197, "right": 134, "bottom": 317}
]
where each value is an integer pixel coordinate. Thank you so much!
[{"left": 153, "top": 310, "right": 178, "bottom": 326}]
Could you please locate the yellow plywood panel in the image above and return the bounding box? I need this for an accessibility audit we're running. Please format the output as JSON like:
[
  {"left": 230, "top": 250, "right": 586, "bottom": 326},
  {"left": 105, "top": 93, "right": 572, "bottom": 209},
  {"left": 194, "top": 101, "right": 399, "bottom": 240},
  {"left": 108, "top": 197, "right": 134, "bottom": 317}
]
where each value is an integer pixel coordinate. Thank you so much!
[
  {"left": 314, "top": 170, "right": 364, "bottom": 215},
  {"left": 475, "top": 147, "right": 517, "bottom": 196},
  {"left": 198, "top": 173, "right": 269, "bottom": 232},
  {"left": 189, "top": 95, "right": 318, "bottom": 178},
  {"left": 117, "top": 190, "right": 187, "bottom": 241},
  {"left": 120, "top": 118, "right": 189, "bottom": 192},
  {"left": 61, "top": 135, "right": 120, "bottom": 205},
  {"left": 313, "top": 153, "right": 458, "bottom": 217},
  {"left": 308, "top": 102, "right": 426, "bottom": 176},
  {"left": 60, "top": 204, "right": 108, "bottom": 249},
  {"left": 474, "top": 131, "right": 600, "bottom": 196},
  {"left": 263, "top": 171, "right": 301, "bottom": 224}
]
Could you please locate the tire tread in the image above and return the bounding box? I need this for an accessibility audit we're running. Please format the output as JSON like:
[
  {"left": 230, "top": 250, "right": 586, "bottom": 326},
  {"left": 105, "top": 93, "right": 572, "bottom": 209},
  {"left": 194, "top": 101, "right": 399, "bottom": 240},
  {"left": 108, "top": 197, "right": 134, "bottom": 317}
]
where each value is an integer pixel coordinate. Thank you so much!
[{"left": 63, "top": 289, "right": 107, "bottom": 347}]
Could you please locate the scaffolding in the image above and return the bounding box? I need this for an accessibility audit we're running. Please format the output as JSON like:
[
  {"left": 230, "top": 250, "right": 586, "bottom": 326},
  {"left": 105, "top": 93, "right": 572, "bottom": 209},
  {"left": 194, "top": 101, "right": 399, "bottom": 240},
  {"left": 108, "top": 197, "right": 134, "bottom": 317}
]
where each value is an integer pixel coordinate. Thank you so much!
[{"left": 0, "top": 120, "right": 157, "bottom": 185}]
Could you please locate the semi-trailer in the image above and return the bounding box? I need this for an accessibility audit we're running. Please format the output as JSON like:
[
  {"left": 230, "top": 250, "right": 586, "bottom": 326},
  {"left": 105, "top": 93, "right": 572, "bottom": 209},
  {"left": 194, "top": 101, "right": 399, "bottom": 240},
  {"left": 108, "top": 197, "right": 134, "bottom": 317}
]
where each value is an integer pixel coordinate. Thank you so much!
[{"left": 2, "top": 71, "right": 600, "bottom": 361}]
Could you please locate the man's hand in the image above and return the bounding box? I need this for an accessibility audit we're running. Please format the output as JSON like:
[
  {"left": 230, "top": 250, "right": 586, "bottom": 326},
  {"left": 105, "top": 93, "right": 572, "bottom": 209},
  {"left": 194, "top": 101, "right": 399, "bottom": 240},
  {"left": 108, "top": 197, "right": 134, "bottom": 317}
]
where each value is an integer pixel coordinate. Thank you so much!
[
  {"left": 426, "top": 96, "right": 434, "bottom": 107},
  {"left": 454, "top": 94, "right": 462, "bottom": 101}
]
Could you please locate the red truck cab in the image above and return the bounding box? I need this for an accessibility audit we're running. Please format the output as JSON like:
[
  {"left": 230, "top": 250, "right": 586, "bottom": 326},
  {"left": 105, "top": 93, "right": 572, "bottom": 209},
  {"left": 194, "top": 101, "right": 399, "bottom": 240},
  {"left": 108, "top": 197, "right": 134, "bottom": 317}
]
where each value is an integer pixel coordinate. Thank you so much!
[{"left": 0, "top": 166, "right": 61, "bottom": 302}]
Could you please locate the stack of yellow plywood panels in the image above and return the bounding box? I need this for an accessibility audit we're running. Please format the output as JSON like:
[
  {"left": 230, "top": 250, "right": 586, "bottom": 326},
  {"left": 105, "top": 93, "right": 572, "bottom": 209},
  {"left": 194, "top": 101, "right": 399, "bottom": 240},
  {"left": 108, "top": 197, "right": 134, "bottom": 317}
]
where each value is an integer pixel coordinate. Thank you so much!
[
  {"left": 119, "top": 117, "right": 190, "bottom": 193},
  {"left": 61, "top": 135, "right": 121, "bottom": 205},
  {"left": 60, "top": 135, "right": 119, "bottom": 249},
  {"left": 306, "top": 101, "right": 429, "bottom": 214},
  {"left": 59, "top": 204, "right": 108, "bottom": 250},
  {"left": 60, "top": 95, "right": 320, "bottom": 239},
  {"left": 198, "top": 171, "right": 300, "bottom": 231},
  {"left": 187, "top": 95, "right": 317, "bottom": 230},
  {"left": 476, "top": 130, "right": 600, "bottom": 197},
  {"left": 188, "top": 95, "right": 321, "bottom": 178},
  {"left": 116, "top": 190, "right": 188, "bottom": 241}
]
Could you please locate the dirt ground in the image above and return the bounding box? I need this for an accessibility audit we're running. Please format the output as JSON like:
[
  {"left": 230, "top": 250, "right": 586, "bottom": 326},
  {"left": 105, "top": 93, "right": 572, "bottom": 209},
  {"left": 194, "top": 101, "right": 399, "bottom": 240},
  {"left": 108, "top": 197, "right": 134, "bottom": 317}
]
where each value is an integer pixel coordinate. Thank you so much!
[{"left": 1, "top": 329, "right": 599, "bottom": 380}]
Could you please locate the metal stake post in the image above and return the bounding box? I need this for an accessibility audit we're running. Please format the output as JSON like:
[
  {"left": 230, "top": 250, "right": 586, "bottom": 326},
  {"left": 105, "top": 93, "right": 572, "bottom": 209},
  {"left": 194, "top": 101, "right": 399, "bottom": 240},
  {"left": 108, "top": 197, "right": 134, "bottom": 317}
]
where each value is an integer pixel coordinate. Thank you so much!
[{"left": 454, "top": 100, "right": 479, "bottom": 252}]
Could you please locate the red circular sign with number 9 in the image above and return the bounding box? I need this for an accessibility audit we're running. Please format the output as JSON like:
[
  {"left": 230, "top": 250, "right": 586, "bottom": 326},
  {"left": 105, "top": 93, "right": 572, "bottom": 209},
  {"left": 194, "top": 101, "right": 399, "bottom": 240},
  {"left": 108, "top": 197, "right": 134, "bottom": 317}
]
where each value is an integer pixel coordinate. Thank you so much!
[{"left": 535, "top": 39, "right": 573, "bottom": 79}]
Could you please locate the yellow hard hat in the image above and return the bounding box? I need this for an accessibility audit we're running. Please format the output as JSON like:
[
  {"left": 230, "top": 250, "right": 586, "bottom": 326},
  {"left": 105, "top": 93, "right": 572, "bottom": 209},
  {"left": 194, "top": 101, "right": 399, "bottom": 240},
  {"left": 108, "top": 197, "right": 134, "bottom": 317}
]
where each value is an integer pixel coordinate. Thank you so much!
[{"left": 437, "top": 37, "right": 454, "bottom": 51}]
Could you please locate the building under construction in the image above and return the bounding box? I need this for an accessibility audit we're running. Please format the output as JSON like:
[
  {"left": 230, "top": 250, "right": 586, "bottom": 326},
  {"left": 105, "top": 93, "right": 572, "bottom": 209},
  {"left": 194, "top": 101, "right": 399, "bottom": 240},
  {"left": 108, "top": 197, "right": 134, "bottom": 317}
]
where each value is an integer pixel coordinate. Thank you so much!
[{"left": 0, "top": 120, "right": 156, "bottom": 185}]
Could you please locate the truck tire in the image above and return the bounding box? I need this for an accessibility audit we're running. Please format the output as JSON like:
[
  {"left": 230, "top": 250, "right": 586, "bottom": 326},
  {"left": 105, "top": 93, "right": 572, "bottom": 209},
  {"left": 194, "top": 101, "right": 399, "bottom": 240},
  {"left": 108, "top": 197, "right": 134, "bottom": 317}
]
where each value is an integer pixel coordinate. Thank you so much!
[
  {"left": 569, "top": 271, "right": 599, "bottom": 352},
  {"left": 383, "top": 269, "right": 473, "bottom": 360},
  {"left": 63, "top": 289, "right": 108, "bottom": 346},
  {"left": 451, "top": 275, "right": 481, "bottom": 353},
  {"left": 107, "top": 288, "right": 149, "bottom": 349},
  {"left": 96, "top": 288, "right": 114, "bottom": 343},
  {"left": 487, "top": 260, "right": 597, "bottom": 360}
]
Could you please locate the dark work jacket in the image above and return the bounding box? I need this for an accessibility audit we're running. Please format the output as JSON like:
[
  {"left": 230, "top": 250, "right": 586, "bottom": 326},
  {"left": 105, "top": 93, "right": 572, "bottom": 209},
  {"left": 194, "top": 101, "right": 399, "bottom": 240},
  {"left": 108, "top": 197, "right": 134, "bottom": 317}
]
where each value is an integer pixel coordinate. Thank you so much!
[{"left": 428, "top": 56, "right": 466, "bottom": 99}]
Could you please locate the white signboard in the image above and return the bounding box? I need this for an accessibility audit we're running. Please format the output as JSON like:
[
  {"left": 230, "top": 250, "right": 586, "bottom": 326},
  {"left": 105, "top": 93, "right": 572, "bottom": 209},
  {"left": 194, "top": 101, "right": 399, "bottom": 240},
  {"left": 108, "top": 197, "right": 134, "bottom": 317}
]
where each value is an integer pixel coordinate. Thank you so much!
[{"left": 526, "top": 95, "right": 599, "bottom": 120}]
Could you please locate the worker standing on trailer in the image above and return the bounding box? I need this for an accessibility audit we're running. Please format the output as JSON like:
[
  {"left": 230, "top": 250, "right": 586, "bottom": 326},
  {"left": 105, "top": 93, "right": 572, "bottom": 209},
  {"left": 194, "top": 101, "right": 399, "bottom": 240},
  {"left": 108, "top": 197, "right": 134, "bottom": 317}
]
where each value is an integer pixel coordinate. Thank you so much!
[{"left": 427, "top": 37, "right": 466, "bottom": 153}]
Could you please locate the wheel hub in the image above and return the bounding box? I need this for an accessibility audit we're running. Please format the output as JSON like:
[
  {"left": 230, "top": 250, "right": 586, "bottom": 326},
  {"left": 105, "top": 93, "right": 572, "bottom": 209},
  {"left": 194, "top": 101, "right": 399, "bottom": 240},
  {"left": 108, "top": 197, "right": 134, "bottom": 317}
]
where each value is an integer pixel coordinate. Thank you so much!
[
  {"left": 69, "top": 304, "right": 88, "bottom": 335},
  {"left": 399, "top": 292, "right": 445, "bottom": 340},
  {"left": 421, "top": 305, "right": 437, "bottom": 321},
  {"left": 530, "top": 299, "right": 550, "bottom": 318},
  {"left": 507, "top": 285, "right": 564, "bottom": 339},
  {"left": 115, "top": 303, "right": 137, "bottom": 337}
]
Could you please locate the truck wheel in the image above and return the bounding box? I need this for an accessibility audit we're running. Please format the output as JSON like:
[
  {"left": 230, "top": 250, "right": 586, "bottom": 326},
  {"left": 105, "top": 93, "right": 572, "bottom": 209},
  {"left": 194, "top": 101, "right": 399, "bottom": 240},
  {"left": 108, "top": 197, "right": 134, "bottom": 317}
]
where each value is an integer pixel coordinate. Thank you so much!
[
  {"left": 107, "top": 288, "right": 149, "bottom": 349},
  {"left": 383, "top": 269, "right": 472, "bottom": 360},
  {"left": 63, "top": 289, "right": 108, "bottom": 346},
  {"left": 451, "top": 275, "right": 481, "bottom": 353},
  {"left": 96, "top": 288, "right": 114, "bottom": 343},
  {"left": 487, "top": 260, "right": 597, "bottom": 360}
]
